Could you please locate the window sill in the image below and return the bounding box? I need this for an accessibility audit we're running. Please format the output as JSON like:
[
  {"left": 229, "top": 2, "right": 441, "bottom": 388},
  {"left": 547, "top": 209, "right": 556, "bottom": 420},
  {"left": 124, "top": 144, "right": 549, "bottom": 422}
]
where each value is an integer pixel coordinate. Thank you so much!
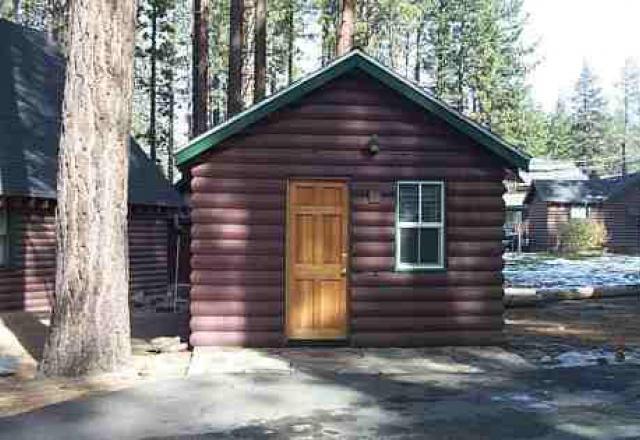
[{"left": 395, "top": 265, "right": 447, "bottom": 273}]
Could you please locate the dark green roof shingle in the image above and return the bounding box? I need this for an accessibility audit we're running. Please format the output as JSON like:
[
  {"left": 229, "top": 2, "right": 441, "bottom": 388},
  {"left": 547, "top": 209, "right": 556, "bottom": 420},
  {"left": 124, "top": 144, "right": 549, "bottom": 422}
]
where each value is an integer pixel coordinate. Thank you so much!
[{"left": 0, "top": 20, "right": 183, "bottom": 207}]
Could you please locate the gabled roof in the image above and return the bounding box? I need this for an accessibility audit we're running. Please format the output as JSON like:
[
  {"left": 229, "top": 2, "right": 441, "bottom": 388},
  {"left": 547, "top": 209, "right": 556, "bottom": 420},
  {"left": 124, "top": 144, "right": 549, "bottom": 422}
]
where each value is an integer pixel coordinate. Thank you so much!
[
  {"left": 0, "top": 20, "right": 183, "bottom": 207},
  {"left": 602, "top": 172, "right": 640, "bottom": 201},
  {"left": 520, "top": 158, "right": 588, "bottom": 184},
  {"left": 525, "top": 171, "right": 640, "bottom": 205},
  {"left": 176, "top": 50, "right": 530, "bottom": 170},
  {"left": 526, "top": 180, "right": 609, "bottom": 204}
]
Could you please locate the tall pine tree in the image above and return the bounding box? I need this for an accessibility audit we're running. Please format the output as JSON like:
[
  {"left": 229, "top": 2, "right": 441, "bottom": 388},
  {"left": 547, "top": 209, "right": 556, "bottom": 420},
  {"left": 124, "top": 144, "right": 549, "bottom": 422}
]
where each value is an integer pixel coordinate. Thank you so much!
[{"left": 570, "top": 63, "right": 609, "bottom": 162}]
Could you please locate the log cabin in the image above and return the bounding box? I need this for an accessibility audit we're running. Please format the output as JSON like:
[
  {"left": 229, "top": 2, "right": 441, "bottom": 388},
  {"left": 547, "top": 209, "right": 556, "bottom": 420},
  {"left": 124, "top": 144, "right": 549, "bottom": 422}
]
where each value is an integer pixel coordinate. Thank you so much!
[
  {"left": 176, "top": 50, "right": 530, "bottom": 347},
  {"left": 525, "top": 173, "right": 640, "bottom": 253},
  {"left": 0, "top": 20, "right": 184, "bottom": 312}
]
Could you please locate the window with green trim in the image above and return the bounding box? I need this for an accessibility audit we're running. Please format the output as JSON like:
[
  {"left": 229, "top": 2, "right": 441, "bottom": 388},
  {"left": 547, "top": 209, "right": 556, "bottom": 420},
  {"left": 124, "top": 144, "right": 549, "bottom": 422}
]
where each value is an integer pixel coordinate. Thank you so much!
[
  {"left": 396, "top": 182, "right": 445, "bottom": 270},
  {"left": 0, "top": 207, "right": 7, "bottom": 267}
]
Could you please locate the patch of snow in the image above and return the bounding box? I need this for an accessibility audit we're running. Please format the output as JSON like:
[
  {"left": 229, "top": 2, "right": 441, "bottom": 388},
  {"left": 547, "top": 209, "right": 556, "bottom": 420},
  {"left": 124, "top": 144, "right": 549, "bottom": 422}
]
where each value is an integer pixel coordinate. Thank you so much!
[
  {"left": 0, "top": 356, "right": 19, "bottom": 376},
  {"left": 545, "top": 349, "right": 640, "bottom": 369},
  {"left": 491, "top": 392, "right": 557, "bottom": 412},
  {"left": 504, "top": 253, "right": 640, "bottom": 289}
]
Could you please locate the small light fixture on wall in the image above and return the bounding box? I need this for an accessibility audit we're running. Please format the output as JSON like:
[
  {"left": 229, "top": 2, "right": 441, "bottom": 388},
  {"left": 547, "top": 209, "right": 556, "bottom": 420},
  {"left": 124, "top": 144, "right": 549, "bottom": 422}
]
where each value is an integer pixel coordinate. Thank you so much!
[{"left": 365, "top": 134, "right": 380, "bottom": 156}]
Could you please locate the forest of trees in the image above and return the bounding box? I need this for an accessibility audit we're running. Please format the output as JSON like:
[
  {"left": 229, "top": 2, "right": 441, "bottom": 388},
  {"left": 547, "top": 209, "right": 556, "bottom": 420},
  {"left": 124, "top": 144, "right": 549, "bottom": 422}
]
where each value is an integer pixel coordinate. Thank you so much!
[{"left": 3, "top": 0, "right": 640, "bottom": 178}]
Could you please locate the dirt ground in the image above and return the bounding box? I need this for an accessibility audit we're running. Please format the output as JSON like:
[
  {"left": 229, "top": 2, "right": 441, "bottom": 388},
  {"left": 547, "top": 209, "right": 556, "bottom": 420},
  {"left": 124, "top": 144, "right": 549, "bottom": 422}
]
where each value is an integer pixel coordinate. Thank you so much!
[
  {"left": 505, "top": 296, "right": 640, "bottom": 357},
  {"left": 0, "top": 312, "right": 191, "bottom": 418},
  {"left": 1, "top": 297, "right": 640, "bottom": 419}
]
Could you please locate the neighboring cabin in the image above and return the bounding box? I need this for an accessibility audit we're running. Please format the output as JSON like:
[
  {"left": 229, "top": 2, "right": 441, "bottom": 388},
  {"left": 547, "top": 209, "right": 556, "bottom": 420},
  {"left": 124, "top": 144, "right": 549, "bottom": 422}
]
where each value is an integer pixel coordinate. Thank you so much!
[
  {"left": 503, "top": 159, "right": 589, "bottom": 248},
  {"left": 0, "top": 20, "right": 183, "bottom": 312},
  {"left": 176, "top": 50, "right": 529, "bottom": 347},
  {"left": 525, "top": 173, "right": 640, "bottom": 253}
]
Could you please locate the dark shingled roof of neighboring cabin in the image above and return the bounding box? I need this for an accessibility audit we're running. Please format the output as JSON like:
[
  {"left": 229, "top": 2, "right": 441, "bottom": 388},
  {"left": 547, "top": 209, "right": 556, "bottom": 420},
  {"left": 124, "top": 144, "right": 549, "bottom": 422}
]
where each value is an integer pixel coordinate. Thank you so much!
[
  {"left": 0, "top": 19, "right": 183, "bottom": 207},
  {"left": 527, "top": 171, "right": 640, "bottom": 204}
]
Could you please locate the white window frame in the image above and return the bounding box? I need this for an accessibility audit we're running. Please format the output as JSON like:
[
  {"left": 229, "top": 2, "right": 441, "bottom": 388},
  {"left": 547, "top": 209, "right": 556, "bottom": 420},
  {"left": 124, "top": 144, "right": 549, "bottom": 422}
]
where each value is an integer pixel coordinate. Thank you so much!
[
  {"left": 396, "top": 181, "right": 445, "bottom": 270},
  {"left": 570, "top": 204, "right": 588, "bottom": 220},
  {"left": 0, "top": 206, "right": 8, "bottom": 267}
]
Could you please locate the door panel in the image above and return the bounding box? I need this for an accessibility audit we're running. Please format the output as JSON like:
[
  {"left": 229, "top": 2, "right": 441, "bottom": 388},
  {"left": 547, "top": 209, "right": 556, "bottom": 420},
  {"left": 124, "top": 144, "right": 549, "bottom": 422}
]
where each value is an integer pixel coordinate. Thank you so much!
[{"left": 287, "top": 181, "right": 349, "bottom": 340}]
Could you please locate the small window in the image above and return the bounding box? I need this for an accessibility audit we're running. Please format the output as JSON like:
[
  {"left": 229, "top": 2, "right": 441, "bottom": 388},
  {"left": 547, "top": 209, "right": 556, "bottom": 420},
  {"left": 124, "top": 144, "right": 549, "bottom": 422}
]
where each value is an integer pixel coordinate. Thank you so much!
[
  {"left": 396, "top": 182, "right": 445, "bottom": 270},
  {"left": 570, "top": 205, "right": 588, "bottom": 220},
  {"left": 0, "top": 207, "right": 7, "bottom": 267}
]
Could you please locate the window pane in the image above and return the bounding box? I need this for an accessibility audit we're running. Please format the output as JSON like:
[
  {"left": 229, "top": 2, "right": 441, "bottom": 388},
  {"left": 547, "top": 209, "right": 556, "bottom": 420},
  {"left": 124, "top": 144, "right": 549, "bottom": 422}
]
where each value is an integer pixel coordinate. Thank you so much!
[
  {"left": 421, "top": 184, "right": 441, "bottom": 223},
  {"left": 398, "top": 184, "right": 419, "bottom": 223},
  {"left": 419, "top": 228, "right": 441, "bottom": 265},
  {"left": 399, "top": 227, "right": 419, "bottom": 264},
  {"left": 570, "top": 205, "right": 587, "bottom": 220}
]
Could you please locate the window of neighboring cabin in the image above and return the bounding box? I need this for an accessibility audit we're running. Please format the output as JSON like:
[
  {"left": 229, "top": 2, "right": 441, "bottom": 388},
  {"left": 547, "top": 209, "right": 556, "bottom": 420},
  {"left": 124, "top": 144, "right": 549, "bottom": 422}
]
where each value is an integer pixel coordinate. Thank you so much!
[
  {"left": 0, "top": 207, "right": 8, "bottom": 267},
  {"left": 570, "top": 204, "right": 588, "bottom": 220},
  {"left": 505, "top": 210, "right": 523, "bottom": 228},
  {"left": 396, "top": 182, "right": 445, "bottom": 270}
]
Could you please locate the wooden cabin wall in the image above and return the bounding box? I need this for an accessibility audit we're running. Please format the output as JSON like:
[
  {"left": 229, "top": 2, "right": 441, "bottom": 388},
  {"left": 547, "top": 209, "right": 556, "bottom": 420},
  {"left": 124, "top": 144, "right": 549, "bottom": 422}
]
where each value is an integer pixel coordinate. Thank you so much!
[
  {"left": 527, "top": 201, "right": 571, "bottom": 252},
  {"left": 528, "top": 192, "right": 640, "bottom": 254},
  {"left": 188, "top": 72, "right": 508, "bottom": 347},
  {"left": 0, "top": 203, "right": 56, "bottom": 313},
  {"left": 0, "top": 200, "right": 173, "bottom": 312},
  {"left": 592, "top": 188, "right": 640, "bottom": 253},
  {"left": 129, "top": 212, "right": 172, "bottom": 297}
]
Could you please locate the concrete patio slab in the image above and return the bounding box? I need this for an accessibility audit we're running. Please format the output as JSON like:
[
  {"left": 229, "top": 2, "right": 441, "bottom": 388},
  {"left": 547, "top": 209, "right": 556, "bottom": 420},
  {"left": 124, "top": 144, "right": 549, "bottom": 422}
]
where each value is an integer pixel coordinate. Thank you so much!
[{"left": 188, "top": 347, "right": 535, "bottom": 378}]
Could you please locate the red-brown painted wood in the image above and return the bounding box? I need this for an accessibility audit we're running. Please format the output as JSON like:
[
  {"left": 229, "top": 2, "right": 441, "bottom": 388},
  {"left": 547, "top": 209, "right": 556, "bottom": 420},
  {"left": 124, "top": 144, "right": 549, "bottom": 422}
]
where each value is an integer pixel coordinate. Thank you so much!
[{"left": 184, "top": 71, "right": 509, "bottom": 347}]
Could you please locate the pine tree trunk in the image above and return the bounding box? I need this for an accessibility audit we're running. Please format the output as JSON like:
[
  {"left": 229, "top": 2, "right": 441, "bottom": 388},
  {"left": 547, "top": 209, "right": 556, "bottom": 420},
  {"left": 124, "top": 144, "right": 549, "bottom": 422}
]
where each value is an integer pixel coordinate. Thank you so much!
[
  {"left": 13, "top": 0, "right": 22, "bottom": 23},
  {"left": 192, "top": 0, "right": 209, "bottom": 137},
  {"left": 228, "top": 0, "right": 244, "bottom": 116},
  {"left": 286, "top": 0, "right": 294, "bottom": 85},
  {"left": 253, "top": 0, "right": 266, "bottom": 103},
  {"left": 46, "top": 0, "right": 69, "bottom": 49},
  {"left": 168, "top": 84, "right": 175, "bottom": 183},
  {"left": 336, "top": 0, "right": 354, "bottom": 56},
  {"left": 149, "top": 1, "right": 158, "bottom": 163},
  {"left": 39, "top": 0, "right": 135, "bottom": 378},
  {"left": 414, "top": 26, "right": 422, "bottom": 83}
]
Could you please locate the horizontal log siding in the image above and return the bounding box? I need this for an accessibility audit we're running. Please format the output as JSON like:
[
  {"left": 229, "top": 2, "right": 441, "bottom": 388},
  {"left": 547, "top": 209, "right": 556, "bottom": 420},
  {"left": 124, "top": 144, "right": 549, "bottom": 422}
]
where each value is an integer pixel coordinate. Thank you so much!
[
  {"left": 128, "top": 214, "right": 170, "bottom": 296},
  {"left": 188, "top": 72, "right": 508, "bottom": 347},
  {"left": 0, "top": 206, "right": 56, "bottom": 313},
  {"left": 592, "top": 188, "right": 640, "bottom": 253},
  {"left": 526, "top": 199, "right": 556, "bottom": 251},
  {"left": 0, "top": 202, "right": 172, "bottom": 312},
  {"left": 528, "top": 189, "right": 640, "bottom": 254}
]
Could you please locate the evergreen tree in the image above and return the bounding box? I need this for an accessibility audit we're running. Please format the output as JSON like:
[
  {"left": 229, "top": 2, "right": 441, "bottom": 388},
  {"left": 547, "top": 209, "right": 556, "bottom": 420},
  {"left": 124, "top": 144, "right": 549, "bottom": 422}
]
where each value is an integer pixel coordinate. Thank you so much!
[
  {"left": 570, "top": 63, "right": 609, "bottom": 162},
  {"left": 228, "top": 0, "right": 244, "bottom": 116},
  {"left": 613, "top": 58, "right": 640, "bottom": 174},
  {"left": 134, "top": 0, "right": 179, "bottom": 176},
  {"left": 547, "top": 98, "right": 573, "bottom": 159}
]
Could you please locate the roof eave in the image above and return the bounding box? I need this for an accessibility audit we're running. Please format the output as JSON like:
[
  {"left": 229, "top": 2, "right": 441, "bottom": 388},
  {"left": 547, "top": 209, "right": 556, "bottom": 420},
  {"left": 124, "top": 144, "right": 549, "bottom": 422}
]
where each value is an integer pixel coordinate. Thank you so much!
[{"left": 176, "top": 50, "right": 530, "bottom": 171}]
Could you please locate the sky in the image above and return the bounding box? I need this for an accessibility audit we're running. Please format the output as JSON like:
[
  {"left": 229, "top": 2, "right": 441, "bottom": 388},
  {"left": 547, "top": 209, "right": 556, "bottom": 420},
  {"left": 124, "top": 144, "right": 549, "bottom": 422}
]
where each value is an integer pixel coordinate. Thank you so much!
[{"left": 524, "top": 0, "right": 640, "bottom": 111}]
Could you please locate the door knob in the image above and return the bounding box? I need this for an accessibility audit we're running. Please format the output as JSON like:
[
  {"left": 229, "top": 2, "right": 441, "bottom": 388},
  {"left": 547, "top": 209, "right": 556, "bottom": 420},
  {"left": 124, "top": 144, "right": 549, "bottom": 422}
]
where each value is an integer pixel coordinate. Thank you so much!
[{"left": 340, "top": 267, "right": 347, "bottom": 276}]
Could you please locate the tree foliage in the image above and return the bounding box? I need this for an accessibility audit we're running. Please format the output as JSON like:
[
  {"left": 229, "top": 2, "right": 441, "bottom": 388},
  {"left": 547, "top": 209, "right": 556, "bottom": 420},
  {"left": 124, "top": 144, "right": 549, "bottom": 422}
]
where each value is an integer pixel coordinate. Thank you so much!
[{"left": 569, "top": 63, "right": 609, "bottom": 162}]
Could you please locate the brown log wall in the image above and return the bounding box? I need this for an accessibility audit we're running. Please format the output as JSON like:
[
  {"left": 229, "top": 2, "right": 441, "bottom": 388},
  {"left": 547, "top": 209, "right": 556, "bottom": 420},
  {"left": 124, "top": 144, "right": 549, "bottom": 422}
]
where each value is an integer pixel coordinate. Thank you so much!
[
  {"left": 0, "top": 200, "right": 173, "bottom": 312},
  {"left": 593, "top": 188, "right": 640, "bottom": 253},
  {"left": 527, "top": 189, "right": 640, "bottom": 254},
  {"left": 187, "top": 72, "right": 508, "bottom": 347}
]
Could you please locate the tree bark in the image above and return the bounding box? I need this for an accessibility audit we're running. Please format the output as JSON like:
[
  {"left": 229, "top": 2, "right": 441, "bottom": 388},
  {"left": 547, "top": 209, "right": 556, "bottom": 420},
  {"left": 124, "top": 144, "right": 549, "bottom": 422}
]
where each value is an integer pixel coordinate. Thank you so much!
[
  {"left": 286, "top": 0, "right": 294, "bottom": 84},
  {"left": 336, "top": 0, "right": 354, "bottom": 56},
  {"left": 46, "top": 0, "right": 69, "bottom": 49},
  {"left": 39, "top": 0, "right": 135, "bottom": 377},
  {"left": 192, "top": 0, "right": 209, "bottom": 137},
  {"left": 13, "top": 0, "right": 22, "bottom": 23},
  {"left": 253, "top": 0, "right": 266, "bottom": 103},
  {"left": 149, "top": 1, "right": 158, "bottom": 163},
  {"left": 228, "top": 0, "right": 244, "bottom": 116}
]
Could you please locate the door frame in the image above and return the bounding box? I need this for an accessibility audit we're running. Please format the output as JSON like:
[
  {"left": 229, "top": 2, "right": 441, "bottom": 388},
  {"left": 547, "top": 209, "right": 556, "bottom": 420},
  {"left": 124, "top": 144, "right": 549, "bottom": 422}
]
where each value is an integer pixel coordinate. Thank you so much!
[{"left": 285, "top": 178, "right": 351, "bottom": 342}]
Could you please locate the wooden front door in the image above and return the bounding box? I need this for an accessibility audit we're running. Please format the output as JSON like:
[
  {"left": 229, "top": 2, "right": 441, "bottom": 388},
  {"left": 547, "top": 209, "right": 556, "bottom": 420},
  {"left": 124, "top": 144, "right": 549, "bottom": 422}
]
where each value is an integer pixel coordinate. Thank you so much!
[{"left": 287, "top": 181, "right": 349, "bottom": 340}]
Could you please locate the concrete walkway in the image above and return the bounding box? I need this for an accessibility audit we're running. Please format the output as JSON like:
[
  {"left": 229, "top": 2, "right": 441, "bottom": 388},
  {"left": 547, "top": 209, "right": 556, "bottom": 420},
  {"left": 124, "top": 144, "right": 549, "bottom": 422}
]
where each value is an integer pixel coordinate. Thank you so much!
[
  {"left": 1, "top": 349, "right": 640, "bottom": 439},
  {"left": 188, "top": 346, "right": 534, "bottom": 376}
]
